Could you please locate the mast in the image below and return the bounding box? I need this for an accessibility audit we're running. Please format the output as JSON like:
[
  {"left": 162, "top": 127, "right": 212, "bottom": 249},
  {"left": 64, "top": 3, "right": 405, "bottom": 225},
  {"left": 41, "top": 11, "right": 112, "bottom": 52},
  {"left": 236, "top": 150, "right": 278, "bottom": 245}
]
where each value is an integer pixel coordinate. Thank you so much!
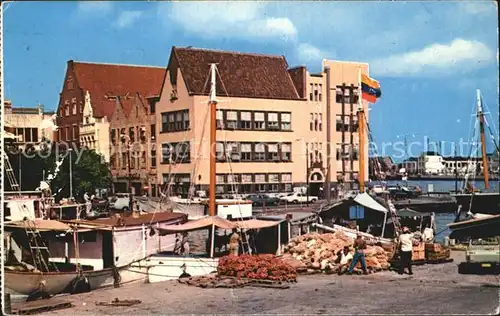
[
  {"left": 325, "top": 66, "right": 332, "bottom": 203},
  {"left": 357, "top": 68, "right": 366, "bottom": 193},
  {"left": 476, "top": 89, "right": 489, "bottom": 190},
  {"left": 208, "top": 64, "right": 218, "bottom": 216}
]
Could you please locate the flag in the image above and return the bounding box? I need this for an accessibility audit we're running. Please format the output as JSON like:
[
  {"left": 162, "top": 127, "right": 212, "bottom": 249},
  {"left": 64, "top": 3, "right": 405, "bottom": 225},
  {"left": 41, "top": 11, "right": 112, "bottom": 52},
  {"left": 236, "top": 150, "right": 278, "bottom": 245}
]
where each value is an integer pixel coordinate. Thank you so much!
[{"left": 361, "top": 74, "right": 382, "bottom": 103}]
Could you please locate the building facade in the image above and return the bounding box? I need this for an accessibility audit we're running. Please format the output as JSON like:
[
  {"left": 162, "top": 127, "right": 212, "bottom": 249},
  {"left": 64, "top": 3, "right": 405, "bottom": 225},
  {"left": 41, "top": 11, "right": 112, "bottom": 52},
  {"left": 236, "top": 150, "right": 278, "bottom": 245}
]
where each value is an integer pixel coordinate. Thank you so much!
[
  {"left": 55, "top": 60, "right": 166, "bottom": 195},
  {"left": 154, "top": 47, "right": 370, "bottom": 197},
  {"left": 4, "top": 100, "right": 56, "bottom": 150},
  {"left": 109, "top": 94, "right": 159, "bottom": 196}
]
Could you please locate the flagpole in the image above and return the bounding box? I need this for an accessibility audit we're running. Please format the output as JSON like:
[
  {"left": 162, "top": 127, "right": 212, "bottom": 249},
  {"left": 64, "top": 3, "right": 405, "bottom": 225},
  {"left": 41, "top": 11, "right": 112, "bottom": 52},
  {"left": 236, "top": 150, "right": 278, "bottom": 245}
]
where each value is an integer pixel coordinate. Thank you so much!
[{"left": 357, "top": 67, "right": 366, "bottom": 193}]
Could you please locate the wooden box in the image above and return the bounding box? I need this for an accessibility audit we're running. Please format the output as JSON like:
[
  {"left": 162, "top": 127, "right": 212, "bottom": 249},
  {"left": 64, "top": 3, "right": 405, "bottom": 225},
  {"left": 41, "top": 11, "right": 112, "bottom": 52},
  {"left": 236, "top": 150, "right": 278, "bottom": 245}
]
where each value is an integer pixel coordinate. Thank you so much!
[{"left": 425, "top": 243, "right": 442, "bottom": 252}]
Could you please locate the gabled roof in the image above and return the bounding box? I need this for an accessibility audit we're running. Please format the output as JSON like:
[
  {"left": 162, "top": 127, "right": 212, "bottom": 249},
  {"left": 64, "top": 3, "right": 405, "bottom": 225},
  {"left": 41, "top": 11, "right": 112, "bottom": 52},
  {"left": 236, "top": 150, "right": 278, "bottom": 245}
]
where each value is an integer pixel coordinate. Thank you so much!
[
  {"left": 170, "top": 47, "right": 301, "bottom": 100},
  {"left": 71, "top": 61, "right": 166, "bottom": 118}
]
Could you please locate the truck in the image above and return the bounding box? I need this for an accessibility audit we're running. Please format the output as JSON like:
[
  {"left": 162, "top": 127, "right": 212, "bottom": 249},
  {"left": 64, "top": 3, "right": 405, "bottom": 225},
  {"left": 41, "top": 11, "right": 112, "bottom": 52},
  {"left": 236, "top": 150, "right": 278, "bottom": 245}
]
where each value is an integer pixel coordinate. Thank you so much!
[{"left": 458, "top": 237, "right": 500, "bottom": 274}]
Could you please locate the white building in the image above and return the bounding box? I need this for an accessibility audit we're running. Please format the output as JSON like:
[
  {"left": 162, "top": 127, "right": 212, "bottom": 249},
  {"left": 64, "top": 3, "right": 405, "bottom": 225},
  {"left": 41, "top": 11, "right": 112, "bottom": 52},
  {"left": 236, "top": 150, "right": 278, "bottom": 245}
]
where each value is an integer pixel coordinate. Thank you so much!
[{"left": 417, "top": 152, "right": 446, "bottom": 175}]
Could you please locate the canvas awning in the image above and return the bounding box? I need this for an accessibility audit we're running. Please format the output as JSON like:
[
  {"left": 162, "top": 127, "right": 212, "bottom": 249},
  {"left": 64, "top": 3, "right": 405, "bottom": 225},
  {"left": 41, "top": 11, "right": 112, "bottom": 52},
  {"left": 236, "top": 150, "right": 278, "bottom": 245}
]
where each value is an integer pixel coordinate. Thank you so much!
[
  {"left": 4, "top": 219, "right": 72, "bottom": 232},
  {"left": 158, "top": 216, "right": 235, "bottom": 234},
  {"left": 354, "top": 193, "right": 388, "bottom": 213},
  {"left": 2, "top": 131, "right": 17, "bottom": 139},
  {"left": 234, "top": 219, "right": 281, "bottom": 229}
]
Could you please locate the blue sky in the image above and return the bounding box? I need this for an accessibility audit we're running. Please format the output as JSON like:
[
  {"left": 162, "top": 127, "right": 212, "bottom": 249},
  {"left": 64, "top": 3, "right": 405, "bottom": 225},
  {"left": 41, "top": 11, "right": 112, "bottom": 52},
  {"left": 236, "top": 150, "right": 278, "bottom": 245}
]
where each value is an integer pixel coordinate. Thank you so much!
[{"left": 3, "top": 1, "right": 499, "bottom": 159}]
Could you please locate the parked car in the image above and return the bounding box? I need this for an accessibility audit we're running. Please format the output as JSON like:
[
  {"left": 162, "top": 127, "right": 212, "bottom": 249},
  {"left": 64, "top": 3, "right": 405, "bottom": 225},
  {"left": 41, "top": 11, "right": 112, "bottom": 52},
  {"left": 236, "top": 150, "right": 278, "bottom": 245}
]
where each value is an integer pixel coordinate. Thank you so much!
[
  {"left": 246, "top": 194, "right": 280, "bottom": 206},
  {"left": 109, "top": 193, "right": 132, "bottom": 211},
  {"left": 458, "top": 237, "right": 500, "bottom": 274},
  {"left": 279, "top": 192, "right": 318, "bottom": 204}
]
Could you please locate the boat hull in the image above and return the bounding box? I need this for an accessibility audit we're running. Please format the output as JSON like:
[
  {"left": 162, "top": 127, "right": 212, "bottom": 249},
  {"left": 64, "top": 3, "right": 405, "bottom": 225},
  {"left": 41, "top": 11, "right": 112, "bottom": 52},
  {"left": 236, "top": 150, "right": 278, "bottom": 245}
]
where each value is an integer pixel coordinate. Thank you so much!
[
  {"left": 134, "top": 255, "right": 219, "bottom": 284},
  {"left": 452, "top": 193, "right": 500, "bottom": 214}
]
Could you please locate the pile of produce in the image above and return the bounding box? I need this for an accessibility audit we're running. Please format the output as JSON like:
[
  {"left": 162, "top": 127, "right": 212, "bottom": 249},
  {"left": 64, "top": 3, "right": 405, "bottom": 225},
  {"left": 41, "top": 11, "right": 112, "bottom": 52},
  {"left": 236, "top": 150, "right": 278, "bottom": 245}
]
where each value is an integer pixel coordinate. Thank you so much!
[
  {"left": 425, "top": 243, "right": 451, "bottom": 261},
  {"left": 217, "top": 254, "right": 297, "bottom": 282},
  {"left": 282, "top": 231, "right": 392, "bottom": 274}
]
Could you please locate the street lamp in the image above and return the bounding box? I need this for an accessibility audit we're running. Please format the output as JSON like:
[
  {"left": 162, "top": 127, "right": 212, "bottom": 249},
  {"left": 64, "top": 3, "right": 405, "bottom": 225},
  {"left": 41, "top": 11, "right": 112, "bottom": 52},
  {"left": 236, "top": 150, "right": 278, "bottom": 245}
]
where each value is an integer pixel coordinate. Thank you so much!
[
  {"left": 296, "top": 138, "right": 310, "bottom": 207},
  {"left": 68, "top": 148, "right": 73, "bottom": 200},
  {"left": 120, "top": 133, "right": 134, "bottom": 212}
]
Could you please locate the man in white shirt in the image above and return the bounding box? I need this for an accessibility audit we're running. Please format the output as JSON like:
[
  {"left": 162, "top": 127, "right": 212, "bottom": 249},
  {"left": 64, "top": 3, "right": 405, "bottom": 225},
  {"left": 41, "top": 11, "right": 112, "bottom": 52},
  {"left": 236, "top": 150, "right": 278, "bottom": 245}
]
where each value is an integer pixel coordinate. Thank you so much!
[{"left": 398, "top": 226, "right": 414, "bottom": 275}]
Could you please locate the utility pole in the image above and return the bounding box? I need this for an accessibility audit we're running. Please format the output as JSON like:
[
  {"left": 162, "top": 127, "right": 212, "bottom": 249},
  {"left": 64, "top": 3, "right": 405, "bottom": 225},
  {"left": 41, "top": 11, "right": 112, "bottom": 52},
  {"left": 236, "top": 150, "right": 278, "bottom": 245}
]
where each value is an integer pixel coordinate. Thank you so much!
[
  {"left": 69, "top": 148, "right": 73, "bottom": 199},
  {"left": 306, "top": 142, "right": 309, "bottom": 207},
  {"left": 325, "top": 66, "right": 332, "bottom": 203}
]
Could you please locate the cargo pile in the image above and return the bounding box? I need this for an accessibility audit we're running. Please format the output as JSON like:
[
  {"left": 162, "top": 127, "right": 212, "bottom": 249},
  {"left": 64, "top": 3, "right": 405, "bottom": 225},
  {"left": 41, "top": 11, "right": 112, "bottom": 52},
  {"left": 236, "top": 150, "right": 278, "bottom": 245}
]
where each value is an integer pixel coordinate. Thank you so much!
[
  {"left": 412, "top": 242, "right": 426, "bottom": 261},
  {"left": 217, "top": 254, "right": 297, "bottom": 282},
  {"left": 282, "top": 231, "right": 392, "bottom": 274},
  {"left": 425, "top": 243, "right": 451, "bottom": 262}
]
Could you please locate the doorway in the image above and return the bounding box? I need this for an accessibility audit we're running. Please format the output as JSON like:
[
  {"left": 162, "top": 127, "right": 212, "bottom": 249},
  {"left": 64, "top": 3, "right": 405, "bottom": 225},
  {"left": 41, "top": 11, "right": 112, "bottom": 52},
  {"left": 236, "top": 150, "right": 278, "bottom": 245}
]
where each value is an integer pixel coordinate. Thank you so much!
[{"left": 102, "top": 231, "right": 114, "bottom": 268}]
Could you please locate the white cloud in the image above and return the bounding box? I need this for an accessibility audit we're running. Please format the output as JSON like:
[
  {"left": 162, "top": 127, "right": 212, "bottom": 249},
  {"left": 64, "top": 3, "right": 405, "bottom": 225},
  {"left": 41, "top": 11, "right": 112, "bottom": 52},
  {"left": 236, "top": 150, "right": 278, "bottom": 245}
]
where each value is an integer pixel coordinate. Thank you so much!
[
  {"left": 370, "top": 38, "right": 494, "bottom": 77},
  {"left": 164, "top": 2, "right": 297, "bottom": 41},
  {"left": 296, "top": 43, "right": 331, "bottom": 63},
  {"left": 458, "top": 1, "right": 496, "bottom": 15},
  {"left": 77, "top": 1, "right": 113, "bottom": 16},
  {"left": 113, "top": 10, "right": 143, "bottom": 29}
]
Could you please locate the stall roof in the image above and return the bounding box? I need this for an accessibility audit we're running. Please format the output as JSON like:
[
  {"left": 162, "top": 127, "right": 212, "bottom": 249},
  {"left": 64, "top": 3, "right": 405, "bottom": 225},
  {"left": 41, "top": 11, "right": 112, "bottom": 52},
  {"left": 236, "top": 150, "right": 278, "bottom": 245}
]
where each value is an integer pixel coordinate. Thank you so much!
[
  {"left": 159, "top": 216, "right": 235, "bottom": 234},
  {"left": 4, "top": 220, "right": 72, "bottom": 232},
  {"left": 158, "top": 216, "right": 282, "bottom": 234},
  {"left": 234, "top": 219, "right": 281, "bottom": 229},
  {"left": 71, "top": 211, "right": 187, "bottom": 227},
  {"left": 354, "top": 193, "right": 388, "bottom": 213},
  {"left": 396, "top": 208, "right": 432, "bottom": 218}
]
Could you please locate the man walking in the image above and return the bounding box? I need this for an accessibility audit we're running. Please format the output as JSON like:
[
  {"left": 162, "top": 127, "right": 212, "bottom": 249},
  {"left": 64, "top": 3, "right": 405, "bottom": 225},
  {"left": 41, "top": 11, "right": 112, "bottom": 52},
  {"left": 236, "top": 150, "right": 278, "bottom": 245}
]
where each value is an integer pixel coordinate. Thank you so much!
[
  {"left": 347, "top": 234, "right": 368, "bottom": 275},
  {"left": 398, "top": 226, "right": 414, "bottom": 275},
  {"left": 228, "top": 228, "right": 241, "bottom": 256}
]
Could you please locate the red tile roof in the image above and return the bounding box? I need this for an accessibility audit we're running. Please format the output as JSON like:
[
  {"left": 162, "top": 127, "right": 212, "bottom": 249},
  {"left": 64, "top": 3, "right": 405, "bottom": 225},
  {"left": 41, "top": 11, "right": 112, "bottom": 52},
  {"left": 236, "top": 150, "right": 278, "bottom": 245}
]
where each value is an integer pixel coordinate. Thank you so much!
[
  {"left": 170, "top": 47, "right": 301, "bottom": 100},
  {"left": 71, "top": 61, "right": 166, "bottom": 119},
  {"left": 74, "top": 211, "right": 187, "bottom": 227}
]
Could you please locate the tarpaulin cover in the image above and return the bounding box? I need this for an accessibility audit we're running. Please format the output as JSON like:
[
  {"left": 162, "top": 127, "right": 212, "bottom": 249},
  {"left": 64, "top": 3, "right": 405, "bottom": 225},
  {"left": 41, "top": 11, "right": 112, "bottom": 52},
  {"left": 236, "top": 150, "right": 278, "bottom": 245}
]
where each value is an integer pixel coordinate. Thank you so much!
[
  {"left": 158, "top": 216, "right": 235, "bottom": 234},
  {"left": 235, "top": 219, "right": 281, "bottom": 229},
  {"left": 4, "top": 219, "right": 72, "bottom": 232},
  {"left": 354, "top": 193, "right": 388, "bottom": 213}
]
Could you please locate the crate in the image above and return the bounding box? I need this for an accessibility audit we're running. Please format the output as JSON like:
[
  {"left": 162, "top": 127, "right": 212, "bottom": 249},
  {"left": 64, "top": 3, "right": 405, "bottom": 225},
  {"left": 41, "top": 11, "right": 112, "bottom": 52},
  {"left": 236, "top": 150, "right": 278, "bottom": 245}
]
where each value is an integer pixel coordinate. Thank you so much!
[
  {"left": 425, "top": 243, "right": 442, "bottom": 252},
  {"left": 412, "top": 250, "right": 425, "bottom": 261}
]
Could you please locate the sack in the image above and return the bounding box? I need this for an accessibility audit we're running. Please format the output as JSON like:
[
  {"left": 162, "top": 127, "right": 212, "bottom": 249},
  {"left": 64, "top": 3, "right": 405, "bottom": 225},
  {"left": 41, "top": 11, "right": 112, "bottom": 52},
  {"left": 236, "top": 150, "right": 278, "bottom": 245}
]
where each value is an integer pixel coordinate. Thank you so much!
[{"left": 412, "top": 239, "right": 419, "bottom": 246}]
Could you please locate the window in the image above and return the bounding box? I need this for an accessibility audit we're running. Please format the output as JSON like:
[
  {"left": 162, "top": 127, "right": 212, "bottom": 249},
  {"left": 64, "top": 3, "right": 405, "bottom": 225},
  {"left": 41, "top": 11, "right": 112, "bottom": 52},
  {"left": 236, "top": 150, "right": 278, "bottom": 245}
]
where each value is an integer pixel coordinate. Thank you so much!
[
  {"left": 318, "top": 114, "right": 323, "bottom": 131},
  {"left": 281, "top": 173, "right": 292, "bottom": 182},
  {"left": 216, "top": 142, "right": 224, "bottom": 161},
  {"left": 226, "top": 111, "right": 238, "bottom": 129},
  {"left": 239, "top": 112, "right": 252, "bottom": 129},
  {"left": 183, "top": 111, "right": 190, "bottom": 130},
  {"left": 32, "top": 128, "right": 39, "bottom": 142},
  {"left": 241, "top": 143, "right": 252, "bottom": 161},
  {"left": 255, "top": 174, "right": 266, "bottom": 183},
  {"left": 336, "top": 88, "right": 344, "bottom": 103},
  {"left": 161, "top": 113, "right": 168, "bottom": 132},
  {"left": 216, "top": 185, "right": 225, "bottom": 194},
  {"left": 226, "top": 142, "right": 240, "bottom": 161},
  {"left": 309, "top": 83, "right": 313, "bottom": 101},
  {"left": 216, "top": 175, "right": 225, "bottom": 184},
  {"left": 174, "top": 142, "right": 190, "bottom": 163},
  {"left": 141, "top": 151, "right": 146, "bottom": 169},
  {"left": 122, "top": 153, "right": 127, "bottom": 170},
  {"left": 151, "top": 148, "right": 156, "bottom": 168},
  {"left": 318, "top": 84, "right": 323, "bottom": 102},
  {"left": 267, "top": 143, "right": 280, "bottom": 161},
  {"left": 161, "top": 110, "right": 190, "bottom": 133},
  {"left": 139, "top": 126, "right": 146, "bottom": 143},
  {"left": 72, "top": 102, "right": 77, "bottom": 115},
  {"left": 111, "top": 129, "right": 116, "bottom": 145},
  {"left": 65, "top": 101, "right": 70, "bottom": 116},
  {"left": 80, "top": 102, "right": 83, "bottom": 114},
  {"left": 65, "top": 126, "right": 70, "bottom": 141},
  {"left": 281, "top": 143, "right": 291, "bottom": 161},
  {"left": 257, "top": 184, "right": 267, "bottom": 192},
  {"left": 130, "top": 153, "right": 136, "bottom": 169},
  {"left": 281, "top": 113, "right": 291, "bottom": 130},
  {"left": 23, "top": 128, "right": 32, "bottom": 142},
  {"left": 268, "top": 174, "right": 279, "bottom": 183},
  {"left": 349, "top": 205, "right": 365, "bottom": 219},
  {"left": 216, "top": 110, "right": 224, "bottom": 129},
  {"left": 254, "top": 112, "right": 265, "bottom": 129},
  {"left": 149, "top": 100, "right": 156, "bottom": 114},
  {"left": 161, "top": 143, "right": 172, "bottom": 164},
  {"left": 314, "top": 113, "right": 318, "bottom": 131},
  {"left": 110, "top": 154, "right": 116, "bottom": 169},
  {"left": 72, "top": 125, "right": 77, "bottom": 140},
  {"left": 310, "top": 113, "right": 314, "bottom": 131},
  {"left": 254, "top": 143, "right": 265, "bottom": 161},
  {"left": 129, "top": 127, "right": 135, "bottom": 142},
  {"left": 267, "top": 112, "right": 279, "bottom": 130},
  {"left": 150, "top": 124, "right": 156, "bottom": 141},
  {"left": 67, "top": 76, "right": 74, "bottom": 90},
  {"left": 241, "top": 174, "right": 252, "bottom": 183}
]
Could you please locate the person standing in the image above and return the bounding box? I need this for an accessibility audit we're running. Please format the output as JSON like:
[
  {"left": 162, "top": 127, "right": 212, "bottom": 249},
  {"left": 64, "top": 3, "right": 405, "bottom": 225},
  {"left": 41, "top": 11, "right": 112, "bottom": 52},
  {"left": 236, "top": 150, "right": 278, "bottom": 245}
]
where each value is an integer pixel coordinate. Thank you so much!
[
  {"left": 398, "top": 226, "right": 414, "bottom": 275},
  {"left": 347, "top": 234, "right": 368, "bottom": 275},
  {"left": 228, "top": 228, "right": 241, "bottom": 256},
  {"left": 180, "top": 232, "right": 190, "bottom": 256}
]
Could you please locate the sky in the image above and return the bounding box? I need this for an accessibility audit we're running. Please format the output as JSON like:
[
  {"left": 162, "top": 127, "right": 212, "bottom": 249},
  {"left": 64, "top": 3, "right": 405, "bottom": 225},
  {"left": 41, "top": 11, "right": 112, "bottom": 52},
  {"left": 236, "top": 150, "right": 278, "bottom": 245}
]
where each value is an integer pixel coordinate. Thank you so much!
[{"left": 3, "top": 1, "right": 499, "bottom": 160}]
